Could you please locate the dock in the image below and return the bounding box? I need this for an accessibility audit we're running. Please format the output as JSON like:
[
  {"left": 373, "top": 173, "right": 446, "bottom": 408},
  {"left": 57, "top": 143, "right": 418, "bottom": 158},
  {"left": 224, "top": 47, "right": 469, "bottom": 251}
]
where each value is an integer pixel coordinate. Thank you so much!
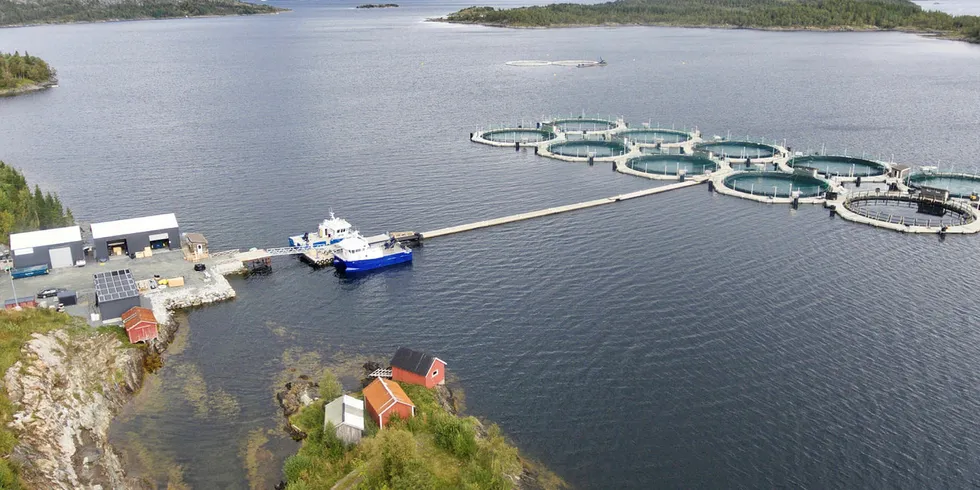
[{"left": 420, "top": 178, "right": 704, "bottom": 239}]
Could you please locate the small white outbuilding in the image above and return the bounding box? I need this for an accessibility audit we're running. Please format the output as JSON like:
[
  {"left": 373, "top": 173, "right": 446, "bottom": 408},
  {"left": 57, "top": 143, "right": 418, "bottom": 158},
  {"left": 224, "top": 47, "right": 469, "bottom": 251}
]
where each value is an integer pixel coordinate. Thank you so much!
[{"left": 324, "top": 395, "right": 365, "bottom": 445}]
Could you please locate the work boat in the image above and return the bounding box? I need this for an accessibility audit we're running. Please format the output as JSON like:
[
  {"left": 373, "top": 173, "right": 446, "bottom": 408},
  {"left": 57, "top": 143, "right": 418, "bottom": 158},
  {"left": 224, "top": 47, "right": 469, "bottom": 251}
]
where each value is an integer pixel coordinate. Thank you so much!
[
  {"left": 288, "top": 212, "right": 354, "bottom": 248},
  {"left": 332, "top": 233, "right": 412, "bottom": 272}
]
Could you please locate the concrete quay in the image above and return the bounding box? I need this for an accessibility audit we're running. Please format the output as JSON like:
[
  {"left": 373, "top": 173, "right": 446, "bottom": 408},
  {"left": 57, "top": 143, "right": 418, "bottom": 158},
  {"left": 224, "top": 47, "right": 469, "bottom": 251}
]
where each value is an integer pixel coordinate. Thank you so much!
[{"left": 0, "top": 249, "right": 238, "bottom": 326}]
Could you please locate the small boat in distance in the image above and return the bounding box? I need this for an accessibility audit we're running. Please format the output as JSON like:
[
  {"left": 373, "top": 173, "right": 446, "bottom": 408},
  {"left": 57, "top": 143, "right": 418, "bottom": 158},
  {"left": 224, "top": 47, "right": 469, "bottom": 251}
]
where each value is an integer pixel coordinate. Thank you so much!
[
  {"left": 332, "top": 233, "right": 412, "bottom": 273},
  {"left": 288, "top": 212, "right": 354, "bottom": 248},
  {"left": 577, "top": 58, "right": 607, "bottom": 68}
]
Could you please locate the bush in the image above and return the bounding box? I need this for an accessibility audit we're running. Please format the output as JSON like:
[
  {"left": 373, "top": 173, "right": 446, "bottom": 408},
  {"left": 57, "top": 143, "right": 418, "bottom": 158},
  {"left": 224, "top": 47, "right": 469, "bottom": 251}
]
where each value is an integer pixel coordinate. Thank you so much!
[
  {"left": 291, "top": 401, "right": 325, "bottom": 434},
  {"left": 318, "top": 370, "right": 341, "bottom": 401},
  {"left": 282, "top": 453, "right": 313, "bottom": 482},
  {"left": 431, "top": 412, "right": 477, "bottom": 459}
]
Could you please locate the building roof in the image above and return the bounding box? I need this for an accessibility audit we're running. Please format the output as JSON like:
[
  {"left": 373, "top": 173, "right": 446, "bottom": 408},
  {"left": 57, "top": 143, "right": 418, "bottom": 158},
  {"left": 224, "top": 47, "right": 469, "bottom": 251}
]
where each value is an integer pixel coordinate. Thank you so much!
[
  {"left": 363, "top": 378, "right": 414, "bottom": 416},
  {"left": 891, "top": 164, "right": 911, "bottom": 171},
  {"left": 91, "top": 213, "right": 178, "bottom": 239},
  {"left": 9, "top": 226, "right": 82, "bottom": 250},
  {"left": 324, "top": 395, "right": 365, "bottom": 431},
  {"left": 184, "top": 233, "right": 208, "bottom": 244},
  {"left": 122, "top": 307, "right": 157, "bottom": 330},
  {"left": 94, "top": 269, "right": 139, "bottom": 302},
  {"left": 390, "top": 347, "right": 444, "bottom": 377}
]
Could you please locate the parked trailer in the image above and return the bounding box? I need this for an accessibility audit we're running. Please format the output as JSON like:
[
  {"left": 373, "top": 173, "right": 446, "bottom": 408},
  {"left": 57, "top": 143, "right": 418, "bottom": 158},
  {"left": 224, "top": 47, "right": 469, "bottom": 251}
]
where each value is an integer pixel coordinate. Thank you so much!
[{"left": 10, "top": 264, "right": 49, "bottom": 279}]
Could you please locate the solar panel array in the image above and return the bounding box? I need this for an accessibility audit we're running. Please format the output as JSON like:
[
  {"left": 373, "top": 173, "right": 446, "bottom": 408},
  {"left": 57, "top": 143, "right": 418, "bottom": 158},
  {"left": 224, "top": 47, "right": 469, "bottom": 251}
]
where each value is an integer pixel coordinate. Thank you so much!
[{"left": 94, "top": 269, "right": 139, "bottom": 302}]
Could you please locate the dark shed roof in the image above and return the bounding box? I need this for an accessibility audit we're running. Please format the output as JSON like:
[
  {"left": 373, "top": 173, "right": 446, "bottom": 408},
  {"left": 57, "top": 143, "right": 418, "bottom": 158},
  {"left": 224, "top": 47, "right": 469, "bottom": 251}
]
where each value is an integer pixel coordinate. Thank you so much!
[
  {"left": 94, "top": 269, "right": 139, "bottom": 302},
  {"left": 390, "top": 347, "right": 436, "bottom": 377}
]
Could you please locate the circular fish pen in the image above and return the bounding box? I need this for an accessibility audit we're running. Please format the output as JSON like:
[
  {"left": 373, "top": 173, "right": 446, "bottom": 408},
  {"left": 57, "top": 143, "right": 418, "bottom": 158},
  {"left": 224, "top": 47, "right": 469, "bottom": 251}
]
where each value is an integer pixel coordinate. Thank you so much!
[
  {"left": 549, "top": 118, "right": 619, "bottom": 133},
  {"left": 786, "top": 155, "right": 888, "bottom": 178},
  {"left": 625, "top": 155, "right": 717, "bottom": 177},
  {"left": 481, "top": 129, "right": 557, "bottom": 143},
  {"left": 697, "top": 141, "right": 780, "bottom": 160},
  {"left": 471, "top": 127, "right": 559, "bottom": 147},
  {"left": 620, "top": 129, "right": 692, "bottom": 146},
  {"left": 907, "top": 172, "right": 980, "bottom": 199},
  {"left": 722, "top": 172, "right": 830, "bottom": 199},
  {"left": 838, "top": 191, "right": 980, "bottom": 233},
  {"left": 544, "top": 140, "right": 629, "bottom": 160}
]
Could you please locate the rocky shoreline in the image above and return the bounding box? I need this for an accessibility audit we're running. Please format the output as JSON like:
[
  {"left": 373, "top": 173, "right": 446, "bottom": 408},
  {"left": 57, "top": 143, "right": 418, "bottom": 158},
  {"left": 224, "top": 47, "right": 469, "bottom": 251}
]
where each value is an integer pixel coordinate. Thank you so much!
[
  {"left": 0, "top": 77, "right": 57, "bottom": 98},
  {"left": 2, "top": 275, "right": 236, "bottom": 489}
]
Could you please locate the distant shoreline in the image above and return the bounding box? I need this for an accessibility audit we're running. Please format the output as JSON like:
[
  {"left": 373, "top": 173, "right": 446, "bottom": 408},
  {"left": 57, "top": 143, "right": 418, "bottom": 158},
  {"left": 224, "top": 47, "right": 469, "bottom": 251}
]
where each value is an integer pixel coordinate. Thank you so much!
[
  {"left": 0, "top": 77, "right": 57, "bottom": 97},
  {"left": 428, "top": 18, "right": 975, "bottom": 44},
  {"left": 0, "top": 8, "right": 288, "bottom": 30}
]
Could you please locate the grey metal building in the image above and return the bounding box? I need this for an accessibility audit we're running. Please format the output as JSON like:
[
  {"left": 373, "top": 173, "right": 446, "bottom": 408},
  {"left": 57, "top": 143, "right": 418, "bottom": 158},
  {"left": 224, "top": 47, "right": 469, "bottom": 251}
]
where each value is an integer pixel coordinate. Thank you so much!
[
  {"left": 91, "top": 213, "right": 180, "bottom": 261},
  {"left": 9, "top": 226, "right": 84, "bottom": 269},
  {"left": 94, "top": 269, "right": 141, "bottom": 320}
]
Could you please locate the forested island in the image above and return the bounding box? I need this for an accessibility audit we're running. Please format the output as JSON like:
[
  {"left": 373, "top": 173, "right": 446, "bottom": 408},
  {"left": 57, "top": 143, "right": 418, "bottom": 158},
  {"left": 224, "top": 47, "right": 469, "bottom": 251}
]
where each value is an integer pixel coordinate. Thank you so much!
[
  {"left": 0, "top": 161, "right": 74, "bottom": 244},
  {"left": 440, "top": 0, "right": 980, "bottom": 43},
  {"left": 356, "top": 3, "right": 398, "bottom": 8},
  {"left": 0, "top": 52, "right": 56, "bottom": 97},
  {"left": 0, "top": 0, "right": 285, "bottom": 27}
]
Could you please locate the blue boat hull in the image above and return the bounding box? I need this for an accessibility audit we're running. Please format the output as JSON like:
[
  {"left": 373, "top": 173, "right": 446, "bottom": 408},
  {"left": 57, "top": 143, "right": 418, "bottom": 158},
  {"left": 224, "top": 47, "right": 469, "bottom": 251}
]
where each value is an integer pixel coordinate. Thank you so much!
[{"left": 333, "top": 251, "right": 412, "bottom": 272}]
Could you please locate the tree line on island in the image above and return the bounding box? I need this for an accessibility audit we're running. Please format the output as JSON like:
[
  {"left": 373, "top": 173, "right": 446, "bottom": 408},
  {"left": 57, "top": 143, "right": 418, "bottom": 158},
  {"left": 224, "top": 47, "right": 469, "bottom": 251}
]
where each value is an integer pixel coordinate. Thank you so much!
[
  {"left": 0, "top": 161, "right": 74, "bottom": 246},
  {"left": 442, "top": 0, "right": 980, "bottom": 43},
  {"left": 0, "top": 52, "right": 55, "bottom": 92},
  {"left": 0, "top": 0, "right": 284, "bottom": 27}
]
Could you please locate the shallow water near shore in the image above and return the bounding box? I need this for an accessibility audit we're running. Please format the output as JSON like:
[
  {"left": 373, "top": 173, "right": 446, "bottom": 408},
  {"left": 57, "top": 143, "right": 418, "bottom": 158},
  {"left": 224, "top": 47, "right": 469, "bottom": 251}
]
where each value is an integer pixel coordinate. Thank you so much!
[{"left": 3, "top": 1, "right": 980, "bottom": 488}]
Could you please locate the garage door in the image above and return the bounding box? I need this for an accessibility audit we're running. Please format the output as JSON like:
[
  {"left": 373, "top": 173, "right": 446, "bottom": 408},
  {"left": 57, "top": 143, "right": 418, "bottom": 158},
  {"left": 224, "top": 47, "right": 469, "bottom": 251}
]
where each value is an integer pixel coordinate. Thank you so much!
[{"left": 48, "top": 247, "right": 74, "bottom": 269}]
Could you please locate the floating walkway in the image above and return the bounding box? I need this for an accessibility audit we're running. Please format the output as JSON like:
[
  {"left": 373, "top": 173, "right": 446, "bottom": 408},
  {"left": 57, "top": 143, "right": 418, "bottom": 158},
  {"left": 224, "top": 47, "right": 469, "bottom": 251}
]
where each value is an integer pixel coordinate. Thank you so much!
[{"left": 421, "top": 179, "right": 705, "bottom": 239}]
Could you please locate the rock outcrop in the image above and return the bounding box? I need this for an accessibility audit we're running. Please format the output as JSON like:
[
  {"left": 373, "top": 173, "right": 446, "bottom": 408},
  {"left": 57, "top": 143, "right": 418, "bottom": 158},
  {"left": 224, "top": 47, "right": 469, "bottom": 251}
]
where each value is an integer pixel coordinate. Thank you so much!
[
  {"left": 3, "top": 329, "right": 155, "bottom": 489},
  {"left": 3, "top": 273, "right": 233, "bottom": 489}
]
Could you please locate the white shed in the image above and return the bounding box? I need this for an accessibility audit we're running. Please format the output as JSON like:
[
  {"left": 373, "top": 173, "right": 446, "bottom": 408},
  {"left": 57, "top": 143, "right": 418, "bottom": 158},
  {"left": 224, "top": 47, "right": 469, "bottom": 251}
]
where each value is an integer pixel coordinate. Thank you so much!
[{"left": 324, "top": 395, "right": 365, "bottom": 445}]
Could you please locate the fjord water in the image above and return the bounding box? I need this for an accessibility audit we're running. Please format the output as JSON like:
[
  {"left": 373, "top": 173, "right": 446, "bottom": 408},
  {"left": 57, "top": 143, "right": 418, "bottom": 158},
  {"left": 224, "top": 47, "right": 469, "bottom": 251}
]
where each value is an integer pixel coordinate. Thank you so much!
[{"left": 3, "top": 2, "right": 980, "bottom": 488}]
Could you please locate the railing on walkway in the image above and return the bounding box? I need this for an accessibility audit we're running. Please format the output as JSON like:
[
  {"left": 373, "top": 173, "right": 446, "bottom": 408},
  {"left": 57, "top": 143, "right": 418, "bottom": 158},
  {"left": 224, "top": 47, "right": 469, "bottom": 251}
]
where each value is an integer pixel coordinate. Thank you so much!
[{"left": 843, "top": 191, "right": 975, "bottom": 227}]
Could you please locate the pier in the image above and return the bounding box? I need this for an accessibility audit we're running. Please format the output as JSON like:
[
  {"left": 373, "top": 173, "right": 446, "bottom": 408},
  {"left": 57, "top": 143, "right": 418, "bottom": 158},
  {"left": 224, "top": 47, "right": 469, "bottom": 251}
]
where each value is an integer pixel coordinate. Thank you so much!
[{"left": 421, "top": 178, "right": 704, "bottom": 239}]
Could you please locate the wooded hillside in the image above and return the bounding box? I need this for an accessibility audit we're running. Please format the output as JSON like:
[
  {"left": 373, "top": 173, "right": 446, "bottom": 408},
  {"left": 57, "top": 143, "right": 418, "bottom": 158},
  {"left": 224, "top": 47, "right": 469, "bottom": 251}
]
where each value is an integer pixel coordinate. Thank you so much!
[{"left": 0, "top": 162, "right": 74, "bottom": 246}]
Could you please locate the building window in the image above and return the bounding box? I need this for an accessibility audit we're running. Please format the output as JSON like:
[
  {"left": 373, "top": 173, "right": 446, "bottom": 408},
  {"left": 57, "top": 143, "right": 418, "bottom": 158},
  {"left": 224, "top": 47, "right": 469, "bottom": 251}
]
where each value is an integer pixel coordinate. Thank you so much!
[{"left": 431, "top": 370, "right": 439, "bottom": 377}]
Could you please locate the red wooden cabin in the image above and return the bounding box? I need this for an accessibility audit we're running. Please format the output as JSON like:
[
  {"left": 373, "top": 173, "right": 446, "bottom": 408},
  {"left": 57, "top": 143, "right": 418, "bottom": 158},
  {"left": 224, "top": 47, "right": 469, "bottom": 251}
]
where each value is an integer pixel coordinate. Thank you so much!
[
  {"left": 390, "top": 347, "right": 446, "bottom": 389},
  {"left": 122, "top": 307, "right": 159, "bottom": 344},
  {"left": 363, "top": 377, "right": 415, "bottom": 430}
]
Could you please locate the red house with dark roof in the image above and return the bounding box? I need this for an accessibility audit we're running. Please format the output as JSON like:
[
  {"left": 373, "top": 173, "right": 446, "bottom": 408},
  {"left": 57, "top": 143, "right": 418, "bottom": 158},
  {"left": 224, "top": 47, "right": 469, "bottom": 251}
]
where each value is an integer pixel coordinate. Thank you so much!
[
  {"left": 390, "top": 347, "right": 446, "bottom": 389},
  {"left": 121, "top": 307, "right": 159, "bottom": 344}
]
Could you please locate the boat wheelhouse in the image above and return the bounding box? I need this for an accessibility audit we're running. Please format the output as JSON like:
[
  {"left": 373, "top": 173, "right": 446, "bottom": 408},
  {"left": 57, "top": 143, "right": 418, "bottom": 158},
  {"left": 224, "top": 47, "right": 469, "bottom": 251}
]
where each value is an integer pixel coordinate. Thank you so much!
[{"left": 289, "top": 212, "right": 354, "bottom": 248}]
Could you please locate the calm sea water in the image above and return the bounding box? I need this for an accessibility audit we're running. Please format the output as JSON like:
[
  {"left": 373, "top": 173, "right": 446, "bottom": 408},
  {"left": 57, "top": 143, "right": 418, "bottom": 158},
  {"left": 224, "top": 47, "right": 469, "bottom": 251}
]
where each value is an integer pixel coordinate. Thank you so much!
[{"left": 3, "top": 2, "right": 980, "bottom": 488}]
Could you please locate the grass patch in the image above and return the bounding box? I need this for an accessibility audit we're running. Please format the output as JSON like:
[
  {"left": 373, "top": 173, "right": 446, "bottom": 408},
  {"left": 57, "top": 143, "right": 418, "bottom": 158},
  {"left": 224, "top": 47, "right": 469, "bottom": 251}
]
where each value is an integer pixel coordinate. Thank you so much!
[
  {"left": 283, "top": 375, "right": 553, "bottom": 489},
  {"left": 94, "top": 324, "right": 136, "bottom": 348},
  {"left": 0, "top": 309, "right": 80, "bottom": 489}
]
